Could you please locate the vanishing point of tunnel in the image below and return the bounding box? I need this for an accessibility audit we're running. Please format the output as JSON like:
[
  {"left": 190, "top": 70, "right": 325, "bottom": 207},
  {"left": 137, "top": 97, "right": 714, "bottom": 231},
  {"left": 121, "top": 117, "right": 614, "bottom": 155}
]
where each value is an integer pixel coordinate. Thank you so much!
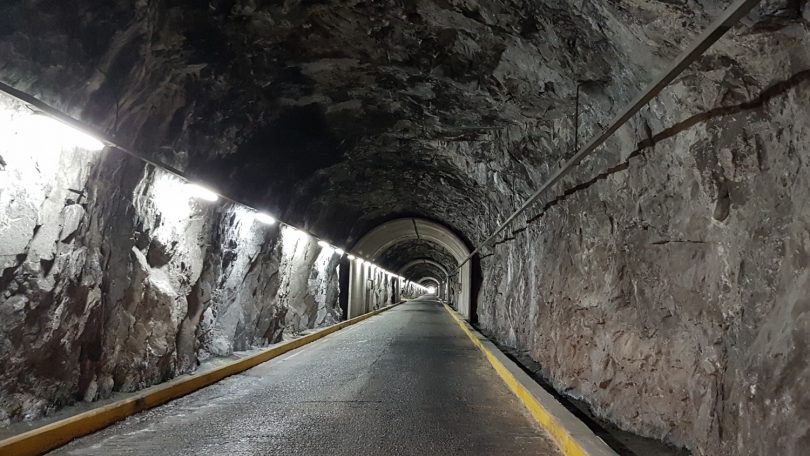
[{"left": 0, "top": 1, "right": 809, "bottom": 455}]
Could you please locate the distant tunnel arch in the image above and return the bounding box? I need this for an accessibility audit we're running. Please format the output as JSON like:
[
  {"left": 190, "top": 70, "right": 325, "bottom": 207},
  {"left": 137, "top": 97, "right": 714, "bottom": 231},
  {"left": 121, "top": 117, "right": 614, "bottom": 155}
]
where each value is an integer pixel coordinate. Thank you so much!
[
  {"left": 397, "top": 258, "right": 449, "bottom": 276},
  {"left": 398, "top": 259, "right": 448, "bottom": 299},
  {"left": 348, "top": 218, "right": 472, "bottom": 319}
]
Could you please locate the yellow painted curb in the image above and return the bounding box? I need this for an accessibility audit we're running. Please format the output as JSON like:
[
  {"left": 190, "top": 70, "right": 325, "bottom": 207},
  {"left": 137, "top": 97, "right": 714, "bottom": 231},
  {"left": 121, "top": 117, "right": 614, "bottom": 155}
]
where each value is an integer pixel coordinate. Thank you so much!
[
  {"left": 442, "top": 303, "right": 614, "bottom": 456},
  {"left": 0, "top": 303, "right": 402, "bottom": 456}
]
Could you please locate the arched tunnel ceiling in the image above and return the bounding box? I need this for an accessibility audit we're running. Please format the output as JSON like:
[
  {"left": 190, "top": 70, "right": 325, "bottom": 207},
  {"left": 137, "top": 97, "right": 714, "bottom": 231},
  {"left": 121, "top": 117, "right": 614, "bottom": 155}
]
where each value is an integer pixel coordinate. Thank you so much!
[
  {"left": 0, "top": 0, "right": 727, "bottom": 246},
  {"left": 376, "top": 240, "right": 456, "bottom": 276},
  {"left": 403, "top": 262, "right": 446, "bottom": 283},
  {"left": 398, "top": 258, "right": 449, "bottom": 281}
]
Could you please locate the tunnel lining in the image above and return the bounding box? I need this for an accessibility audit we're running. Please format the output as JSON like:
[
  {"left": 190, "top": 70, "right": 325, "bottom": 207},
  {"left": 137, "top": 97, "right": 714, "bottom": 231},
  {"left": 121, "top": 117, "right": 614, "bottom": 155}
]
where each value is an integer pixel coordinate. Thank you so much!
[
  {"left": 397, "top": 258, "right": 449, "bottom": 276},
  {"left": 349, "top": 218, "right": 472, "bottom": 318}
]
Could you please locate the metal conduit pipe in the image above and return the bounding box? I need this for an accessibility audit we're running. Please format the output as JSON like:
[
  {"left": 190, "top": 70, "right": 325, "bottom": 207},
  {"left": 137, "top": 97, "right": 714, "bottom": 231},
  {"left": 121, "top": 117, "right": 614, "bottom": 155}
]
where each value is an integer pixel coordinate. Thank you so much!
[{"left": 450, "top": 0, "right": 761, "bottom": 275}]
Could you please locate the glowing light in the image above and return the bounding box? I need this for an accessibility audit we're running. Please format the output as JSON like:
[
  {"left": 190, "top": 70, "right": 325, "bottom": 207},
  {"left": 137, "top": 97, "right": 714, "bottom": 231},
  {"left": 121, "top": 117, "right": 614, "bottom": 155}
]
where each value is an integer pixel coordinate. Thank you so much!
[
  {"left": 281, "top": 225, "right": 309, "bottom": 249},
  {"left": 150, "top": 173, "right": 194, "bottom": 221},
  {"left": 427, "top": 286, "right": 436, "bottom": 294},
  {"left": 187, "top": 184, "right": 218, "bottom": 202},
  {"left": 317, "top": 241, "right": 336, "bottom": 258},
  {"left": 334, "top": 248, "right": 345, "bottom": 256},
  {"left": 255, "top": 212, "right": 275, "bottom": 224},
  {"left": 26, "top": 114, "right": 105, "bottom": 151},
  {"left": 347, "top": 254, "right": 356, "bottom": 260}
]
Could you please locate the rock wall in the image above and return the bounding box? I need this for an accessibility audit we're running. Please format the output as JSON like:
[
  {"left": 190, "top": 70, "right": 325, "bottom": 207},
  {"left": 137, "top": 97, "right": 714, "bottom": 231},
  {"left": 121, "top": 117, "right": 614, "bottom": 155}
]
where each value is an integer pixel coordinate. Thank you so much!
[
  {"left": 366, "top": 269, "right": 393, "bottom": 309},
  {"left": 401, "top": 280, "right": 425, "bottom": 300},
  {"left": 475, "top": 19, "right": 810, "bottom": 456},
  {"left": 365, "top": 268, "right": 405, "bottom": 309},
  {"left": 0, "top": 95, "right": 342, "bottom": 426}
]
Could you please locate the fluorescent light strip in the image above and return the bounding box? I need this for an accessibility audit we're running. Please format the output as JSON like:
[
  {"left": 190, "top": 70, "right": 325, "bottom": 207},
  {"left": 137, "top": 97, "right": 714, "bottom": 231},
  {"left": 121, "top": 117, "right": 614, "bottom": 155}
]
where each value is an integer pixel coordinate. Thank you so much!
[
  {"left": 187, "top": 184, "right": 218, "bottom": 202},
  {"left": 255, "top": 212, "right": 275, "bottom": 224},
  {"left": 28, "top": 113, "right": 106, "bottom": 151},
  {"left": 12, "top": 102, "right": 332, "bottom": 255},
  {"left": 27, "top": 110, "right": 401, "bottom": 276}
]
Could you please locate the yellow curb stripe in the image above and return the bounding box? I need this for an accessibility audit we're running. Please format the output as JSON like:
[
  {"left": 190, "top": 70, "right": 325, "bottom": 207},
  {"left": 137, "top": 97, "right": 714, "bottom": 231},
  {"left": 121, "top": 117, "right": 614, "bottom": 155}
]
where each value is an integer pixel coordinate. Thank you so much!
[
  {"left": 0, "top": 303, "right": 402, "bottom": 456},
  {"left": 442, "top": 303, "right": 589, "bottom": 456}
]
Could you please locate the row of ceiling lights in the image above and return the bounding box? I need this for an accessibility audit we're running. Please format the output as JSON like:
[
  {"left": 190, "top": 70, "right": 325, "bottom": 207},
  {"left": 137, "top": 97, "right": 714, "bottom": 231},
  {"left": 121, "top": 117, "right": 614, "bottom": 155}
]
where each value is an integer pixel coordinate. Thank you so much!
[{"left": 21, "top": 111, "right": 432, "bottom": 290}]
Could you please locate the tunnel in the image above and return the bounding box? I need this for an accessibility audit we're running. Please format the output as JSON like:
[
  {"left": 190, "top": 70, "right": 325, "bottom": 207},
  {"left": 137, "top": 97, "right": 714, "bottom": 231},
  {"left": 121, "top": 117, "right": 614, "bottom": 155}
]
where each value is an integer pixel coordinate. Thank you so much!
[
  {"left": 348, "top": 217, "right": 473, "bottom": 318},
  {"left": 0, "top": 1, "right": 809, "bottom": 455}
]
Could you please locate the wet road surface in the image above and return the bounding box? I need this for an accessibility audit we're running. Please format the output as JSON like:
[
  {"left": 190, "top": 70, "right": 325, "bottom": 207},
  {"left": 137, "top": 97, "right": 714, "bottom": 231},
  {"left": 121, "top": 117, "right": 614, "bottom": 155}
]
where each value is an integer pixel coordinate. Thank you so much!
[{"left": 51, "top": 297, "right": 561, "bottom": 455}]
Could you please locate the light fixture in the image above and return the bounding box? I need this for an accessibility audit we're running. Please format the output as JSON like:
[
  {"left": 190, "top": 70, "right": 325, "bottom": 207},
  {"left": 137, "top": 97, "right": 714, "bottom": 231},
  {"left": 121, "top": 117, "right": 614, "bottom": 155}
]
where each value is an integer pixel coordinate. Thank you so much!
[
  {"left": 151, "top": 174, "right": 194, "bottom": 220},
  {"left": 187, "top": 184, "right": 218, "bottom": 202},
  {"left": 318, "top": 240, "right": 335, "bottom": 256},
  {"left": 335, "top": 248, "right": 345, "bottom": 255},
  {"left": 255, "top": 212, "right": 275, "bottom": 224},
  {"left": 347, "top": 254, "right": 356, "bottom": 260},
  {"left": 29, "top": 114, "right": 106, "bottom": 151}
]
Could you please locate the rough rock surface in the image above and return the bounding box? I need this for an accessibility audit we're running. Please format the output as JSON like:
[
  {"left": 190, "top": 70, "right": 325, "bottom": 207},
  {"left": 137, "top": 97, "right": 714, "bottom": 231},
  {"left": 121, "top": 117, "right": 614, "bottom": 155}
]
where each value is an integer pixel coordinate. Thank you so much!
[
  {"left": 0, "top": 96, "right": 343, "bottom": 425},
  {"left": 474, "top": 21, "right": 810, "bottom": 456},
  {"left": 478, "top": 75, "right": 810, "bottom": 455},
  {"left": 1, "top": 1, "right": 810, "bottom": 455}
]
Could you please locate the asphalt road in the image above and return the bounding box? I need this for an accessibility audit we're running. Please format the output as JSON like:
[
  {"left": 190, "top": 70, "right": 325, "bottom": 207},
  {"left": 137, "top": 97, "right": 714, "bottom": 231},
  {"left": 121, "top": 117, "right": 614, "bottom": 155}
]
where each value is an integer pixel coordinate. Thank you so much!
[{"left": 50, "top": 297, "right": 561, "bottom": 455}]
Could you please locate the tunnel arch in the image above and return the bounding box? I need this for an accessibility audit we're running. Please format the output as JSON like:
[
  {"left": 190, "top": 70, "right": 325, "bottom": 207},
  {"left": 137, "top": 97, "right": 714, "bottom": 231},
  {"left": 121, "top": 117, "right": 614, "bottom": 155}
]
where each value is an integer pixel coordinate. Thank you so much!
[
  {"left": 348, "top": 218, "right": 472, "bottom": 319},
  {"left": 397, "top": 258, "right": 448, "bottom": 276},
  {"left": 398, "top": 259, "right": 449, "bottom": 300},
  {"left": 418, "top": 278, "right": 440, "bottom": 296}
]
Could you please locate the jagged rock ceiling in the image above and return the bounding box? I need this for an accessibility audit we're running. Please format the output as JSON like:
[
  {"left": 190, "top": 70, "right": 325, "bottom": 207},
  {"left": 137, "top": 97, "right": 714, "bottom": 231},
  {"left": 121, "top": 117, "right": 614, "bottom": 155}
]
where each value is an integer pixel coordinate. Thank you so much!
[
  {"left": 404, "top": 262, "right": 447, "bottom": 283},
  {"left": 1, "top": 0, "right": 799, "bottom": 269},
  {"left": 377, "top": 239, "right": 456, "bottom": 274},
  {"left": 0, "top": 0, "right": 712, "bottom": 246}
]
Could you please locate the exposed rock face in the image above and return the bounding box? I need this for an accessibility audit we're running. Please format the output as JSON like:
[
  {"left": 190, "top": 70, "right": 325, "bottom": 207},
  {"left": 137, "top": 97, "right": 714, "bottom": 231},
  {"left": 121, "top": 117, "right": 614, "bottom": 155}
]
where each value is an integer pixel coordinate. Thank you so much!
[
  {"left": 1, "top": 1, "right": 810, "bottom": 455},
  {"left": 476, "top": 24, "right": 810, "bottom": 456},
  {"left": 0, "top": 96, "right": 342, "bottom": 425}
]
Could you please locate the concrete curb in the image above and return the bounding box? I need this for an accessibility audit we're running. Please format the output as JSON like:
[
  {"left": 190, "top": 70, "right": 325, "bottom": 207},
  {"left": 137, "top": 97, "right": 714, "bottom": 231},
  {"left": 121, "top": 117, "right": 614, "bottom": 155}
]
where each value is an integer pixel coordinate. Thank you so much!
[
  {"left": 0, "top": 302, "right": 402, "bottom": 456},
  {"left": 442, "top": 303, "right": 618, "bottom": 456}
]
